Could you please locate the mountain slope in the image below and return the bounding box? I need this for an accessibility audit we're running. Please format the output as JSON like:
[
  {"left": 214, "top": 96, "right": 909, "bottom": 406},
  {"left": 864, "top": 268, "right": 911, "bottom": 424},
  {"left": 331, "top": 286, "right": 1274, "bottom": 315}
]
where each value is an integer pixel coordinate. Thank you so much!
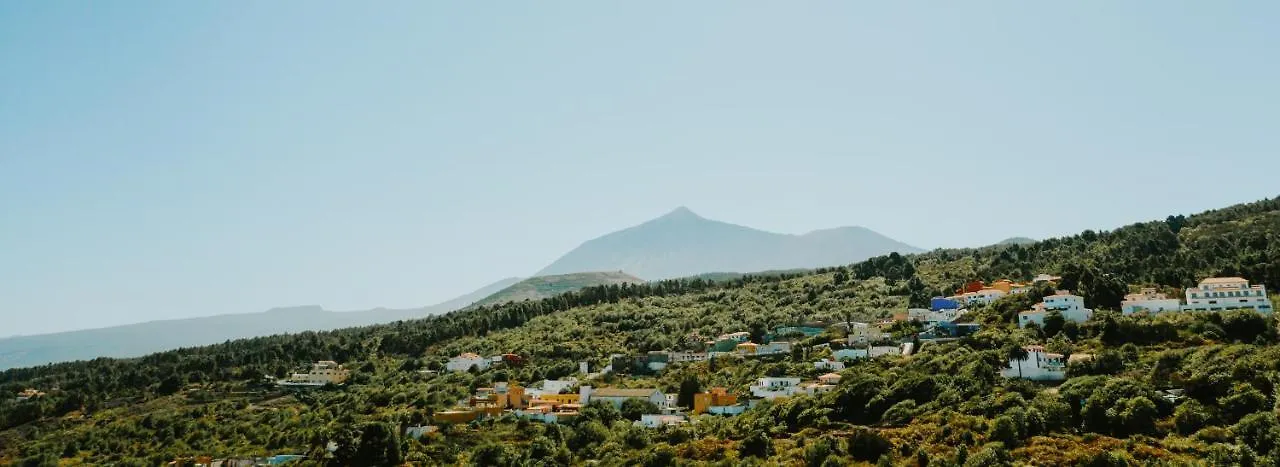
[
  {"left": 536, "top": 207, "right": 922, "bottom": 279},
  {"left": 468, "top": 271, "right": 644, "bottom": 309},
  {"left": 0, "top": 276, "right": 522, "bottom": 370}
]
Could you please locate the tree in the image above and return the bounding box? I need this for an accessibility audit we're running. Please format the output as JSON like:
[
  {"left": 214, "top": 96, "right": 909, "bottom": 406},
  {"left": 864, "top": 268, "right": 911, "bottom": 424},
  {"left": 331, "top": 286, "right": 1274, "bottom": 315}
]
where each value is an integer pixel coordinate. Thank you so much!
[
  {"left": 1173, "top": 400, "right": 1214, "bottom": 435},
  {"left": 1006, "top": 345, "right": 1029, "bottom": 379},
  {"left": 987, "top": 416, "right": 1019, "bottom": 446},
  {"left": 847, "top": 426, "right": 890, "bottom": 461},
  {"left": 620, "top": 399, "right": 660, "bottom": 421},
  {"left": 351, "top": 422, "right": 402, "bottom": 467},
  {"left": 739, "top": 432, "right": 773, "bottom": 459},
  {"left": 677, "top": 375, "right": 701, "bottom": 409},
  {"left": 1042, "top": 311, "right": 1065, "bottom": 338}
]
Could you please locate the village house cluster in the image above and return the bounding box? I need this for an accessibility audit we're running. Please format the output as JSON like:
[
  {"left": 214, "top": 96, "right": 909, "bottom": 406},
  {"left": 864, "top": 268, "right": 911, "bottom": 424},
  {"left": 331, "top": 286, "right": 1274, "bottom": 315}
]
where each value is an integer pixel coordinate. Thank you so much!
[{"left": 271, "top": 274, "right": 1270, "bottom": 439}]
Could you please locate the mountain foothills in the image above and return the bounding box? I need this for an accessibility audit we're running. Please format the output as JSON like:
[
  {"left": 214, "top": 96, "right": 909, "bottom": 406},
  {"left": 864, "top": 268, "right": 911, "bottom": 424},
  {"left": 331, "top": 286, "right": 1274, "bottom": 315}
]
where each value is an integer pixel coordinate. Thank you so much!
[
  {"left": 0, "top": 277, "right": 523, "bottom": 371},
  {"left": 2, "top": 197, "right": 1280, "bottom": 465},
  {"left": 536, "top": 207, "right": 923, "bottom": 280},
  {"left": 466, "top": 272, "right": 645, "bottom": 309}
]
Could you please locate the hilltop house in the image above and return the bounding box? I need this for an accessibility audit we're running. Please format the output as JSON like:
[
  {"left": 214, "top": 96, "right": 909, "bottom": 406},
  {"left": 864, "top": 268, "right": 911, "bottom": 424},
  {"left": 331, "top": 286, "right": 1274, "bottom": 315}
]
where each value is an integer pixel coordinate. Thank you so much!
[
  {"left": 773, "top": 325, "right": 826, "bottom": 338},
  {"left": 667, "top": 351, "right": 709, "bottom": 363},
  {"left": 636, "top": 414, "right": 687, "bottom": 428},
  {"left": 580, "top": 386, "right": 666, "bottom": 408},
  {"left": 1001, "top": 345, "right": 1066, "bottom": 381},
  {"left": 846, "top": 322, "right": 890, "bottom": 345},
  {"left": 1183, "top": 277, "right": 1272, "bottom": 313},
  {"left": 814, "top": 359, "right": 845, "bottom": 371},
  {"left": 833, "top": 348, "right": 868, "bottom": 361},
  {"left": 1121, "top": 288, "right": 1182, "bottom": 314},
  {"left": 707, "top": 331, "right": 752, "bottom": 352},
  {"left": 14, "top": 388, "right": 44, "bottom": 402},
  {"left": 1019, "top": 291, "right": 1092, "bottom": 327},
  {"left": 446, "top": 353, "right": 491, "bottom": 372},
  {"left": 281, "top": 361, "right": 350, "bottom": 386},
  {"left": 950, "top": 287, "right": 1007, "bottom": 305},
  {"left": 750, "top": 377, "right": 802, "bottom": 399},
  {"left": 471, "top": 382, "right": 526, "bottom": 410},
  {"left": 797, "top": 381, "right": 837, "bottom": 396}
]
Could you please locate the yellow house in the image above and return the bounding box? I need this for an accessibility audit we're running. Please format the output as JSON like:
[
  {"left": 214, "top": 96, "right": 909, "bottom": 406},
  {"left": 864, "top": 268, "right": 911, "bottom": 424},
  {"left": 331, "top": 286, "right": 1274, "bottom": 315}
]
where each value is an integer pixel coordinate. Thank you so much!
[
  {"left": 692, "top": 387, "right": 738, "bottom": 414},
  {"left": 434, "top": 409, "right": 480, "bottom": 424},
  {"left": 735, "top": 342, "right": 759, "bottom": 355},
  {"left": 540, "top": 393, "right": 580, "bottom": 404}
]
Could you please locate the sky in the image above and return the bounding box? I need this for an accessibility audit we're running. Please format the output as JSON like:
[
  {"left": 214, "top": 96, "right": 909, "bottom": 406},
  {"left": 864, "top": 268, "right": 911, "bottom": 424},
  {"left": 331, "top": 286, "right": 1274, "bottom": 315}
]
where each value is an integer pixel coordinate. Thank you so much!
[{"left": 2, "top": 2, "right": 1278, "bottom": 336}]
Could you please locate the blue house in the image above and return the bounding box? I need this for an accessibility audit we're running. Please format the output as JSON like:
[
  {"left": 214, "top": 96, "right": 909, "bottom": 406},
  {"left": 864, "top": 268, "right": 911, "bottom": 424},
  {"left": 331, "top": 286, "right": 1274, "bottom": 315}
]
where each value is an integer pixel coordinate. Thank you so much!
[{"left": 930, "top": 297, "right": 962, "bottom": 312}]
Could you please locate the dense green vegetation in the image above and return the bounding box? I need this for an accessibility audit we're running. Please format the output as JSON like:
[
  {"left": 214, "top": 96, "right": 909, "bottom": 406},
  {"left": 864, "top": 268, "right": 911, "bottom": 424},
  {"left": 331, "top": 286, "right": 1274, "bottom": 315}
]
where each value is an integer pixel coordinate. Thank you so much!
[{"left": 2, "top": 197, "right": 1280, "bottom": 466}]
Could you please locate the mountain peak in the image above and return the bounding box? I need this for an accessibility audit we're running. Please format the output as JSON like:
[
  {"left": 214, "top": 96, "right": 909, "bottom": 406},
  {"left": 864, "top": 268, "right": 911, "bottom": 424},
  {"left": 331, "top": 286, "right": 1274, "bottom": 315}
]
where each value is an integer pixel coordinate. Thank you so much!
[{"left": 661, "top": 206, "right": 700, "bottom": 220}]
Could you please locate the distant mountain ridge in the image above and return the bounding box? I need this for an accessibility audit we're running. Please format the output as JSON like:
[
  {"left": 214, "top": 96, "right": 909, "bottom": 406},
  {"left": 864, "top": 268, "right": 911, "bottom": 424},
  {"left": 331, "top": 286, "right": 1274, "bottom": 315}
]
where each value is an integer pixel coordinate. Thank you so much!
[
  {"left": 0, "top": 277, "right": 522, "bottom": 370},
  {"left": 468, "top": 271, "right": 645, "bottom": 309},
  {"left": 997, "top": 237, "right": 1036, "bottom": 246},
  {"left": 536, "top": 207, "right": 922, "bottom": 280}
]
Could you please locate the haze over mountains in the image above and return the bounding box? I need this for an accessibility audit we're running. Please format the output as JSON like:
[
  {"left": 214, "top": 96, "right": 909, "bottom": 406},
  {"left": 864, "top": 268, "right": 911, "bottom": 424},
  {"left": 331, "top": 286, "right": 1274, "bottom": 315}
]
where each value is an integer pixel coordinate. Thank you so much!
[
  {"left": 0, "top": 207, "right": 921, "bottom": 369},
  {"left": 537, "top": 207, "right": 922, "bottom": 279},
  {"left": 0, "top": 277, "right": 520, "bottom": 370}
]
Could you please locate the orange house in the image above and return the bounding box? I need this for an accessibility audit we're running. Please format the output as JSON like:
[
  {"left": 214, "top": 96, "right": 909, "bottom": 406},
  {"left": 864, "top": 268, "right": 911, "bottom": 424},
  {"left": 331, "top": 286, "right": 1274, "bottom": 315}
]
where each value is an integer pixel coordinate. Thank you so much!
[{"left": 692, "top": 387, "right": 738, "bottom": 414}]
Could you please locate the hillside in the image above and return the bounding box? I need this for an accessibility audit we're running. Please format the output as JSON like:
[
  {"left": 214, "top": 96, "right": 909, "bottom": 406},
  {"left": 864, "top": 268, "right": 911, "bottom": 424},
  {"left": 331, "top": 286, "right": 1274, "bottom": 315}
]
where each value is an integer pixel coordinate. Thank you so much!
[
  {"left": 535, "top": 207, "right": 922, "bottom": 280},
  {"left": 3, "top": 197, "right": 1280, "bottom": 465},
  {"left": 468, "top": 272, "right": 644, "bottom": 309},
  {"left": 0, "top": 277, "right": 522, "bottom": 370}
]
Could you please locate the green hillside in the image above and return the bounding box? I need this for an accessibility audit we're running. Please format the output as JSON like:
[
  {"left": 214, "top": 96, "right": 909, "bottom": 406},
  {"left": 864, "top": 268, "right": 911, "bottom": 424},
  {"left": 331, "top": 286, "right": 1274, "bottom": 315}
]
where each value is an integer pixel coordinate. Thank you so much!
[
  {"left": 2, "top": 197, "right": 1280, "bottom": 465},
  {"left": 467, "top": 271, "right": 645, "bottom": 309}
]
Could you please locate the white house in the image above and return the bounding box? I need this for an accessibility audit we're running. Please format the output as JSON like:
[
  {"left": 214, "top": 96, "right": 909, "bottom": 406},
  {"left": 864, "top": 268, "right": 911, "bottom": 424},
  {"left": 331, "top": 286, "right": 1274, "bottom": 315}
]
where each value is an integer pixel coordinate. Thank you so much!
[
  {"left": 868, "top": 346, "right": 901, "bottom": 358},
  {"left": 668, "top": 351, "right": 709, "bottom": 363},
  {"left": 758, "top": 341, "right": 793, "bottom": 355},
  {"left": 636, "top": 414, "right": 687, "bottom": 428},
  {"left": 846, "top": 322, "right": 889, "bottom": 345},
  {"left": 796, "top": 382, "right": 837, "bottom": 396},
  {"left": 446, "top": 353, "right": 491, "bottom": 373},
  {"left": 1033, "top": 274, "right": 1062, "bottom": 283},
  {"left": 1019, "top": 291, "right": 1093, "bottom": 328},
  {"left": 907, "top": 308, "right": 965, "bottom": 324},
  {"left": 1182, "top": 277, "right": 1272, "bottom": 313},
  {"left": 813, "top": 359, "right": 845, "bottom": 371},
  {"left": 403, "top": 425, "right": 438, "bottom": 439},
  {"left": 818, "top": 373, "right": 842, "bottom": 385},
  {"left": 749, "top": 377, "right": 802, "bottom": 399},
  {"left": 951, "top": 288, "right": 1007, "bottom": 305},
  {"left": 540, "top": 376, "right": 581, "bottom": 394},
  {"left": 1001, "top": 345, "right": 1066, "bottom": 381},
  {"left": 580, "top": 386, "right": 667, "bottom": 408},
  {"left": 1121, "top": 288, "right": 1182, "bottom": 315},
  {"left": 718, "top": 331, "right": 751, "bottom": 343},
  {"left": 833, "top": 348, "right": 868, "bottom": 361},
  {"left": 281, "top": 361, "right": 350, "bottom": 386}
]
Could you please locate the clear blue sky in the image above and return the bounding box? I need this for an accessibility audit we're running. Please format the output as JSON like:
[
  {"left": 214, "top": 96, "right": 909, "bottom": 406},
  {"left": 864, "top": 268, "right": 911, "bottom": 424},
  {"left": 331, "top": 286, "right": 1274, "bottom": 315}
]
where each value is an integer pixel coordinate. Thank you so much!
[{"left": 2, "top": 2, "right": 1277, "bottom": 336}]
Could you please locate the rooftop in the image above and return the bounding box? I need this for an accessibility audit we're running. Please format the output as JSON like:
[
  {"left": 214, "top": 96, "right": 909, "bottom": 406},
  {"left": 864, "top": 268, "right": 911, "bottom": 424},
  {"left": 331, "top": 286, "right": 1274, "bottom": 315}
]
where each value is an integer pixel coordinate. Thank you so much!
[{"left": 1200, "top": 277, "right": 1249, "bottom": 284}]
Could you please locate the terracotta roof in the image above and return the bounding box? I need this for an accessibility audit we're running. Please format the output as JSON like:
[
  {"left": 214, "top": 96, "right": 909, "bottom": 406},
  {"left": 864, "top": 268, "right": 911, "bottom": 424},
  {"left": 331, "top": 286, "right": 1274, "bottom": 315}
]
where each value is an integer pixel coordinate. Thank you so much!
[{"left": 592, "top": 388, "right": 660, "bottom": 398}]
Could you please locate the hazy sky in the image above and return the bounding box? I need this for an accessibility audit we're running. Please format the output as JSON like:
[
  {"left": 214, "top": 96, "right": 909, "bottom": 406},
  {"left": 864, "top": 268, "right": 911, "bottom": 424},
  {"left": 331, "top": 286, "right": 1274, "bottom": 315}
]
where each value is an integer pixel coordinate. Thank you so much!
[{"left": 2, "top": 2, "right": 1277, "bottom": 336}]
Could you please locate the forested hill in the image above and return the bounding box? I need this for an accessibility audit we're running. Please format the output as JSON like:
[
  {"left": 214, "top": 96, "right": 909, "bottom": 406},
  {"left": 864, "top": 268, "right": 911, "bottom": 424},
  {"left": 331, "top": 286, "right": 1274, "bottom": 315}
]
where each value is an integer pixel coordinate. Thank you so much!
[{"left": 2, "top": 196, "right": 1280, "bottom": 465}]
